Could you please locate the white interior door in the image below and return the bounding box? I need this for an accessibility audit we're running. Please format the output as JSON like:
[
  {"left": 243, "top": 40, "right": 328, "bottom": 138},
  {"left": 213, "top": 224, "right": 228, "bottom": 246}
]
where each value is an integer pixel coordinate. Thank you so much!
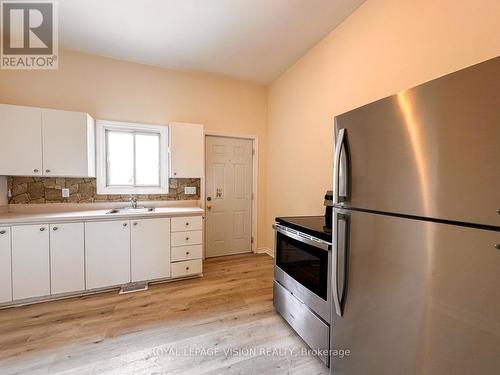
[{"left": 205, "top": 136, "right": 253, "bottom": 257}]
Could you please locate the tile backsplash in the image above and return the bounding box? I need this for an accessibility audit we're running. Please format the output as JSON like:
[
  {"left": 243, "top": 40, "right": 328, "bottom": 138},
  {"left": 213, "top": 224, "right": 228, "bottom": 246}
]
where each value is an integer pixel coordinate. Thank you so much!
[{"left": 7, "top": 177, "right": 200, "bottom": 204}]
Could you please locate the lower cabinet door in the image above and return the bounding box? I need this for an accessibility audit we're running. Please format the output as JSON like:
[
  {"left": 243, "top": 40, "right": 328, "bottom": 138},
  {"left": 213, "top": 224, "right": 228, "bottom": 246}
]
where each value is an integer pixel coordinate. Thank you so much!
[
  {"left": 12, "top": 224, "right": 50, "bottom": 300},
  {"left": 85, "top": 221, "right": 131, "bottom": 289},
  {"left": 50, "top": 223, "right": 85, "bottom": 295},
  {"left": 131, "top": 218, "right": 171, "bottom": 282},
  {"left": 0, "top": 227, "right": 12, "bottom": 303}
]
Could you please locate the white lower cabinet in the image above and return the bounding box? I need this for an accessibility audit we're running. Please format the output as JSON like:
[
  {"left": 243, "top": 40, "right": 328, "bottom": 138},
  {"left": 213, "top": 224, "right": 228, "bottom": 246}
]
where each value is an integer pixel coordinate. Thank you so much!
[
  {"left": 85, "top": 220, "right": 131, "bottom": 290},
  {"left": 0, "top": 227, "right": 12, "bottom": 303},
  {"left": 11, "top": 225, "right": 50, "bottom": 300},
  {"left": 131, "top": 218, "right": 171, "bottom": 282},
  {"left": 50, "top": 223, "right": 85, "bottom": 295}
]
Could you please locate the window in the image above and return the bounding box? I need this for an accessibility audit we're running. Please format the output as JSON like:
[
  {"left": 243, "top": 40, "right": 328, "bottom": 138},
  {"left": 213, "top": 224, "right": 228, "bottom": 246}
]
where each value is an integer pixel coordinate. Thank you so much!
[{"left": 96, "top": 120, "right": 169, "bottom": 194}]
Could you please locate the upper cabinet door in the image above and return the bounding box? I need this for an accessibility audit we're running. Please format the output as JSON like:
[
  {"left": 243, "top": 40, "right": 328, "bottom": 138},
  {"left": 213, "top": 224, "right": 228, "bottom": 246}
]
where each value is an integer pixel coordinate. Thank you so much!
[
  {"left": 0, "top": 104, "right": 43, "bottom": 176},
  {"left": 169, "top": 122, "right": 204, "bottom": 178},
  {"left": 41, "top": 109, "right": 95, "bottom": 177}
]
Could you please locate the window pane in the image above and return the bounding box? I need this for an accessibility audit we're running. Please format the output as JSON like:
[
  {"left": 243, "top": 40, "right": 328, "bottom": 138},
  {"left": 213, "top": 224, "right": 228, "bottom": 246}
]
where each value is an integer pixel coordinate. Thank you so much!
[
  {"left": 135, "top": 133, "right": 160, "bottom": 186},
  {"left": 107, "top": 131, "right": 134, "bottom": 186}
]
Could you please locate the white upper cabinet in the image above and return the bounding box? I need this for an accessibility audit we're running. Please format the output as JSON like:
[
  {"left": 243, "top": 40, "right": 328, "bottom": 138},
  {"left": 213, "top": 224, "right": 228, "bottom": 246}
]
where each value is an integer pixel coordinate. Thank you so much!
[
  {"left": 0, "top": 103, "right": 95, "bottom": 177},
  {"left": 41, "top": 109, "right": 95, "bottom": 177},
  {"left": 0, "top": 104, "right": 43, "bottom": 176},
  {"left": 169, "top": 122, "right": 204, "bottom": 178}
]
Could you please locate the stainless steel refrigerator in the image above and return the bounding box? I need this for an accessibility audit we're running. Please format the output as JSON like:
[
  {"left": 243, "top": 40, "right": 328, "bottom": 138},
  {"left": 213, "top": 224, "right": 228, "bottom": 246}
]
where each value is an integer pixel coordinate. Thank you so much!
[{"left": 330, "top": 57, "right": 500, "bottom": 374}]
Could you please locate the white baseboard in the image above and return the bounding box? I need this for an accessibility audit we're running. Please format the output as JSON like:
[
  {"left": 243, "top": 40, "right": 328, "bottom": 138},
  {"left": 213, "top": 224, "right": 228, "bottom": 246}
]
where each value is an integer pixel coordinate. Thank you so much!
[{"left": 256, "top": 247, "right": 274, "bottom": 257}]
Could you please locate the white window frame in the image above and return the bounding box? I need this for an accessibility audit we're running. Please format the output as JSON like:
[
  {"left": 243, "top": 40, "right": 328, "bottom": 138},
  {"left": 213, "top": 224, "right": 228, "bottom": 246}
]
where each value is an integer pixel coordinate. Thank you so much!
[{"left": 96, "top": 120, "right": 169, "bottom": 195}]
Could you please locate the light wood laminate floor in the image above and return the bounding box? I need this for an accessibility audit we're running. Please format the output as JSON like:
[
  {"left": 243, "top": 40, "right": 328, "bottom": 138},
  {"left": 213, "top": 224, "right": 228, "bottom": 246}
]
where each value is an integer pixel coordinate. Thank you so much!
[{"left": 0, "top": 254, "right": 327, "bottom": 374}]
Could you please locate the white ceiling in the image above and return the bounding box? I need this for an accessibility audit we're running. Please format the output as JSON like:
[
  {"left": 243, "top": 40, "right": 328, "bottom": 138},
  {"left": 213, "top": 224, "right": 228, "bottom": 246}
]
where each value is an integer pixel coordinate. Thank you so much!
[{"left": 59, "top": 0, "right": 365, "bottom": 83}]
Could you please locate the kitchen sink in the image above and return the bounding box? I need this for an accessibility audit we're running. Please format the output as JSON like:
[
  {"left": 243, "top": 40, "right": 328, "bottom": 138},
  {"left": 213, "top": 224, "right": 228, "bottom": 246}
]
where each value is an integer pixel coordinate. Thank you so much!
[{"left": 106, "top": 207, "right": 155, "bottom": 214}]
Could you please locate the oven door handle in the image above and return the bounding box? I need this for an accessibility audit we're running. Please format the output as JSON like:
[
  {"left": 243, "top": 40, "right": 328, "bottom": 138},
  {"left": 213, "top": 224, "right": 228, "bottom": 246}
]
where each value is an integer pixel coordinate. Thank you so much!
[
  {"left": 273, "top": 224, "right": 330, "bottom": 251},
  {"left": 333, "top": 211, "right": 349, "bottom": 317}
]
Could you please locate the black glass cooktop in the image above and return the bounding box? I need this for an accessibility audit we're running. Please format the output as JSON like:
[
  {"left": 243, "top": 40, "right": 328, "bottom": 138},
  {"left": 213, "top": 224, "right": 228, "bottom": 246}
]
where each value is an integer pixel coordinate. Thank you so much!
[{"left": 275, "top": 215, "right": 332, "bottom": 242}]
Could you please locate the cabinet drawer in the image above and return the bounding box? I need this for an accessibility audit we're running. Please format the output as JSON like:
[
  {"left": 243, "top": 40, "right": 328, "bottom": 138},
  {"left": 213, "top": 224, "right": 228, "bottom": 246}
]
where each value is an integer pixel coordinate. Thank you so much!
[
  {"left": 171, "top": 230, "right": 203, "bottom": 247},
  {"left": 171, "top": 245, "right": 203, "bottom": 262},
  {"left": 171, "top": 216, "right": 203, "bottom": 232},
  {"left": 273, "top": 281, "right": 329, "bottom": 365},
  {"left": 171, "top": 259, "right": 202, "bottom": 278}
]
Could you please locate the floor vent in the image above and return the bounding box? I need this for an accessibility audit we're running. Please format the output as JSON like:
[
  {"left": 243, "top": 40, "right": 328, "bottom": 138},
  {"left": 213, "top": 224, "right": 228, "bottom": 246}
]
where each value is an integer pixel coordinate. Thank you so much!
[{"left": 119, "top": 282, "right": 149, "bottom": 294}]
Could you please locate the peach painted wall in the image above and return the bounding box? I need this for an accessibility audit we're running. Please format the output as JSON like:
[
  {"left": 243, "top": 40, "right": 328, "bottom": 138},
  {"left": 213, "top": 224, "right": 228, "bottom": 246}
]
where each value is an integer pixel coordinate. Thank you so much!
[
  {"left": 266, "top": 0, "right": 500, "bottom": 249},
  {"left": 0, "top": 49, "right": 268, "bottom": 248}
]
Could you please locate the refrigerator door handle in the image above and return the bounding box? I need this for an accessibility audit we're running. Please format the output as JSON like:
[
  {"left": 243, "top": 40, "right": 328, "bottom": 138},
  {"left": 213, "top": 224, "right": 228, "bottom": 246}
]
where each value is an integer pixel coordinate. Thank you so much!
[
  {"left": 333, "top": 211, "right": 349, "bottom": 317},
  {"left": 333, "top": 128, "right": 348, "bottom": 204}
]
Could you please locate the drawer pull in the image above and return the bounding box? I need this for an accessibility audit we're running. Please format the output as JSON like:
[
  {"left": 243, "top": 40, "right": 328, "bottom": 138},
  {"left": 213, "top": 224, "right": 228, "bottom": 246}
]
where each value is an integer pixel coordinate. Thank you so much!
[
  {"left": 133, "top": 222, "right": 138, "bottom": 226},
  {"left": 0, "top": 230, "right": 5, "bottom": 235},
  {"left": 185, "top": 237, "right": 190, "bottom": 241},
  {"left": 186, "top": 251, "right": 190, "bottom": 255},
  {"left": 53, "top": 227, "right": 58, "bottom": 231},
  {"left": 185, "top": 266, "right": 190, "bottom": 271},
  {"left": 185, "top": 222, "right": 190, "bottom": 226}
]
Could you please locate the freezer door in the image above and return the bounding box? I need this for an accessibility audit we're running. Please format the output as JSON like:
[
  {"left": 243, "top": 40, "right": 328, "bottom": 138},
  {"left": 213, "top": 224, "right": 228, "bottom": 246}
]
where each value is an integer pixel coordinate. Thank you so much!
[
  {"left": 333, "top": 57, "right": 500, "bottom": 227},
  {"left": 330, "top": 209, "right": 500, "bottom": 375}
]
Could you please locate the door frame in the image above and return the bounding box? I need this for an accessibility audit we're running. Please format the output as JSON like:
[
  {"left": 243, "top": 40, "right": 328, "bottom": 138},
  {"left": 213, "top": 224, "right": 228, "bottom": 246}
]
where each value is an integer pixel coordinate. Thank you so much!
[{"left": 204, "top": 131, "right": 258, "bottom": 256}]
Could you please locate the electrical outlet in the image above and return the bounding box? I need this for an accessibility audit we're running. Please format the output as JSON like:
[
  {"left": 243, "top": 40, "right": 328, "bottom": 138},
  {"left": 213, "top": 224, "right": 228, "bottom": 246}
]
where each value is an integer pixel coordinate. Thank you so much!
[
  {"left": 62, "top": 188, "right": 70, "bottom": 198},
  {"left": 184, "top": 187, "right": 196, "bottom": 195}
]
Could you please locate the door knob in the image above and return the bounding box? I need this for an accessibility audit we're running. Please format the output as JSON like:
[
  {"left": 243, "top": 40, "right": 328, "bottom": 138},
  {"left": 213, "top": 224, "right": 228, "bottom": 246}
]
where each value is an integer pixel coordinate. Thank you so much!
[
  {"left": 207, "top": 196, "right": 212, "bottom": 201},
  {"left": 207, "top": 204, "right": 212, "bottom": 210}
]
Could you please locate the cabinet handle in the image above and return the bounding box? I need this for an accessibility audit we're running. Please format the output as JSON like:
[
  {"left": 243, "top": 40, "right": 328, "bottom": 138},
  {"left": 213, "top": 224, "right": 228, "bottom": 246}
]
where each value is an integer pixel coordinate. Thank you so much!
[
  {"left": 52, "top": 227, "right": 58, "bottom": 231},
  {"left": 185, "top": 237, "right": 190, "bottom": 241},
  {"left": 133, "top": 222, "right": 138, "bottom": 226},
  {"left": 174, "top": 172, "right": 177, "bottom": 176},
  {"left": 0, "top": 230, "right": 5, "bottom": 235},
  {"left": 185, "top": 266, "right": 190, "bottom": 271},
  {"left": 45, "top": 169, "right": 51, "bottom": 173},
  {"left": 40, "top": 227, "right": 46, "bottom": 232},
  {"left": 123, "top": 223, "right": 128, "bottom": 227},
  {"left": 33, "top": 168, "right": 39, "bottom": 173},
  {"left": 185, "top": 222, "right": 190, "bottom": 226},
  {"left": 186, "top": 251, "right": 190, "bottom": 255}
]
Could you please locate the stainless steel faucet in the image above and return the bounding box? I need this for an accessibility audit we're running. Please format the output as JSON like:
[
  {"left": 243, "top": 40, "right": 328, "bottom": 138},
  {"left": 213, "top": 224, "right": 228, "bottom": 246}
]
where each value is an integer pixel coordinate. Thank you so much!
[{"left": 129, "top": 195, "right": 138, "bottom": 209}]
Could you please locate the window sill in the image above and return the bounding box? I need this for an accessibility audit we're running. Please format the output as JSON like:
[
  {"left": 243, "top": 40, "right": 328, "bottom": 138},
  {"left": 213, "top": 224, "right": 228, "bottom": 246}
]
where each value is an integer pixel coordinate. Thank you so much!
[{"left": 96, "top": 186, "right": 169, "bottom": 195}]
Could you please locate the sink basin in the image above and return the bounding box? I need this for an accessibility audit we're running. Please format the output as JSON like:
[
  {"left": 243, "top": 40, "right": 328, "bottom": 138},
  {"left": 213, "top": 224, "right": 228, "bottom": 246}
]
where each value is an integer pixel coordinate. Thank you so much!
[{"left": 106, "top": 207, "right": 155, "bottom": 214}]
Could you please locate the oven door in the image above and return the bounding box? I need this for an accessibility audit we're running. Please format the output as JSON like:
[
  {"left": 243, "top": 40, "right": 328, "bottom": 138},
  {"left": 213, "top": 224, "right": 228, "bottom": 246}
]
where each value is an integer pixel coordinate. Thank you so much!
[{"left": 274, "top": 225, "right": 331, "bottom": 322}]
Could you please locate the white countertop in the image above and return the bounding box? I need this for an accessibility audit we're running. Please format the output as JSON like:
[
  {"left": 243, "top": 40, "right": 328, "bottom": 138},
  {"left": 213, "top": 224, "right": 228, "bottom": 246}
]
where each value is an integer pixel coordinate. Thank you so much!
[{"left": 0, "top": 206, "right": 204, "bottom": 225}]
